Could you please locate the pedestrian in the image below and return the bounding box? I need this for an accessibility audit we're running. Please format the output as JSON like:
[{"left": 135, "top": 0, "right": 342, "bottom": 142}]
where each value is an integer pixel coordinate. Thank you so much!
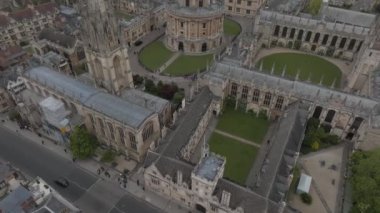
[
  {"left": 41, "top": 140, "right": 44, "bottom": 144},
  {"left": 64, "top": 149, "right": 67, "bottom": 153},
  {"left": 137, "top": 180, "right": 139, "bottom": 186}
]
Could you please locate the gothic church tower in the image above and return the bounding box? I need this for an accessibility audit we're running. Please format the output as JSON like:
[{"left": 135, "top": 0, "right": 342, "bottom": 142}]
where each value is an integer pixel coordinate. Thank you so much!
[{"left": 80, "top": 0, "right": 133, "bottom": 95}]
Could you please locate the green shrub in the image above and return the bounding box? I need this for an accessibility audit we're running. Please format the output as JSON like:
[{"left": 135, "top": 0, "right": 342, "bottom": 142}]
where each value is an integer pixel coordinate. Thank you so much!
[
  {"left": 287, "top": 41, "right": 293, "bottom": 49},
  {"left": 301, "top": 193, "right": 312, "bottom": 204},
  {"left": 293, "top": 40, "right": 301, "bottom": 50},
  {"left": 322, "top": 134, "right": 340, "bottom": 145},
  {"left": 101, "top": 150, "right": 116, "bottom": 163},
  {"left": 258, "top": 109, "right": 268, "bottom": 120}
]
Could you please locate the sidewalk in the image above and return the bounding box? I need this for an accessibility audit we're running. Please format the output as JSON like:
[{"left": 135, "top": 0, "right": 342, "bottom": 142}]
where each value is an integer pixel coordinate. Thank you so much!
[{"left": 0, "top": 113, "right": 189, "bottom": 213}]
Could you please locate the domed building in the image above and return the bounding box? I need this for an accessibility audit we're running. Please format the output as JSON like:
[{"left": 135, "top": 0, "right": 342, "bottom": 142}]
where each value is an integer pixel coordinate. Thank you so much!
[{"left": 165, "top": 0, "right": 224, "bottom": 54}]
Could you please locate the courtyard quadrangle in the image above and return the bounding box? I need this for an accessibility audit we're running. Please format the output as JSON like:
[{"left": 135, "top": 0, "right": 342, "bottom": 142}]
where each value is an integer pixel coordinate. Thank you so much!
[{"left": 257, "top": 53, "right": 342, "bottom": 88}]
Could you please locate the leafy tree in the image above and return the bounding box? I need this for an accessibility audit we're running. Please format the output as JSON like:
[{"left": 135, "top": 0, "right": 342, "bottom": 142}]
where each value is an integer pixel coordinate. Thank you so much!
[
  {"left": 350, "top": 149, "right": 380, "bottom": 213},
  {"left": 144, "top": 79, "right": 157, "bottom": 95},
  {"left": 101, "top": 150, "right": 116, "bottom": 163},
  {"left": 306, "top": 117, "right": 320, "bottom": 132},
  {"left": 322, "top": 134, "right": 340, "bottom": 145},
  {"left": 293, "top": 40, "right": 301, "bottom": 50},
  {"left": 69, "top": 127, "right": 98, "bottom": 159},
  {"left": 133, "top": 75, "right": 144, "bottom": 86},
  {"left": 311, "top": 141, "right": 320, "bottom": 151},
  {"left": 172, "top": 91, "right": 185, "bottom": 105},
  {"left": 301, "top": 193, "right": 312, "bottom": 204}
]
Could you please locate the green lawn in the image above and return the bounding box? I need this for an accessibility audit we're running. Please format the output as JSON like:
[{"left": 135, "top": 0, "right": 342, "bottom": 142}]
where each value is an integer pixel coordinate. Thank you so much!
[
  {"left": 164, "top": 54, "right": 213, "bottom": 76},
  {"left": 223, "top": 18, "right": 241, "bottom": 36},
  {"left": 256, "top": 53, "right": 342, "bottom": 88},
  {"left": 115, "top": 11, "right": 135, "bottom": 21},
  {"left": 306, "top": 0, "right": 322, "bottom": 15},
  {"left": 209, "top": 133, "right": 258, "bottom": 185},
  {"left": 217, "top": 107, "right": 270, "bottom": 143},
  {"left": 139, "top": 41, "right": 174, "bottom": 71}
]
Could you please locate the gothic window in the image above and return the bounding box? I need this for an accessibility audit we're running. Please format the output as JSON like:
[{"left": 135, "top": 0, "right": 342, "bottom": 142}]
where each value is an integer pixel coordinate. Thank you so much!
[
  {"left": 199, "top": 0, "right": 203, "bottom": 7},
  {"left": 273, "top": 25, "right": 280, "bottom": 36},
  {"left": 142, "top": 122, "right": 154, "bottom": 142},
  {"left": 129, "top": 133, "right": 137, "bottom": 150},
  {"left": 94, "top": 58, "right": 103, "bottom": 80},
  {"left": 186, "top": 0, "right": 190, "bottom": 6},
  {"left": 151, "top": 177, "right": 160, "bottom": 185},
  {"left": 241, "top": 86, "right": 249, "bottom": 100},
  {"left": 118, "top": 127, "right": 126, "bottom": 145},
  {"left": 348, "top": 39, "right": 356, "bottom": 51},
  {"left": 325, "top": 110, "right": 335, "bottom": 123},
  {"left": 305, "top": 31, "right": 312, "bottom": 42},
  {"left": 252, "top": 89, "right": 260, "bottom": 103},
  {"left": 322, "top": 34, "right": 329, "bottom": 45},
  {"left": 356, "top": 41, "right": 363, "bottom": 52},
  {"left": 113, "top": 56, "right": 123, "bottom": 79},
  {"left": 297, "top": 30, "right": 304, "bottom": 40},
  {"left": 289, "top": 28, "right": 295, "bottom": 39},
  {"left": 339, "top": 37, "right": 347, "bottom": 49},
  {"left": 98, "top": 118, "right": 105, "bottom": 136},
  {"left": 230, "top": 83, "right": 238, "bottom": 97},
  {"left": 330, "top": 36, "right": 338, "bottom": 47},
  {"left": 107, "top": 122, "right": 115, "bottom": 140},
  {"left": 263, "top": 92, "right": 272, "bottom": 106},
  {"left": 275, "top": 96, "right": 284, "bottom": 110},
  {"left": 313, "top": 33, "right": 320, "bottom": 43},
  {"left": 281, "top": 27, "right": 288, "bottom": 38}
]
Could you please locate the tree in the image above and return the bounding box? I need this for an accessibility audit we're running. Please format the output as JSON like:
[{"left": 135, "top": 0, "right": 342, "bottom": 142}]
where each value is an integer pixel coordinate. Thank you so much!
[
  {"left": 301, "top": 193, "right": 312, "bottom": 204},
  {"left": 144, "top": 79, "right": 157, "bottom": 95},
  {"left": 322, "top": 134, "right": 340, "bottom": 145},
  {"left": 350, "top": 149, "right": 380, "bottom": 213},
  {"left": 101, "top": 150, "right": 116, "bottom": 163},
  {"left": 69, "top": 127, "right": 98, "bottom": 159},
  {"left": 311, "top": 141, "right": 320, "bottom": 151},
  {"left": 293, "top": 40, "right": 301, "bottom": 50},
  {"left": 172, "top": 91, "right": 185, "bottom": 106}
]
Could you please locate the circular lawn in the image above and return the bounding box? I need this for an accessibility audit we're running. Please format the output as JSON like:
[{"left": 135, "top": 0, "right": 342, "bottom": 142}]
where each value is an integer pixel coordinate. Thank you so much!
[{"left": 256, "top": 53, "right": 342, "bottom": 88}]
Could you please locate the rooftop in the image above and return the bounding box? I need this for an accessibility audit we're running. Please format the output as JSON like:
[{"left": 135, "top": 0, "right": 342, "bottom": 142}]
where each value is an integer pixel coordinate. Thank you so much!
[
  {"left": 205, "top": 62, "right": 379, "bottom": 119},
  {"left": 0, "top": 186, "right": 34, "bottom": 213},
  {"left": 193, "top": 153, "right": 224, "bottom": 181},
  {"left": 24, "top": 66, "right": 155, "bottom": 129},
  {"left": 38, "top": 28, "right": 77, "bottom": 49},
  {"left": 158, "top": 87, "right": 214, "bottom": 158},
  {"left": 121, "top": 89, "right": 169, "bottom": 114}
]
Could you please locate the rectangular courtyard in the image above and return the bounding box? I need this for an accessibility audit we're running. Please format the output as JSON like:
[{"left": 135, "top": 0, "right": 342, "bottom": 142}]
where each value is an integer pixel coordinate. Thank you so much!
[
  {"left": 216, "top": 107, "right": 270, "bottom": 143},
  {"left": 208, "top": 132, "right": 259, "bottom": 186}
]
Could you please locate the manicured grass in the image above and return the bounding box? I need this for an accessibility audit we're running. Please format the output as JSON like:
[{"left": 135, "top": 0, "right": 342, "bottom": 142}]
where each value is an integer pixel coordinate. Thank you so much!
[
  {"left": 256, "top": 53, "right": 342, "bottom": 88},
  {"left": 223, "top": 18, "right": 241, "bottom": 36},
  {"left": 164, "top": 54, "right": 213, "bottom": 76},
  {"left": 139, "top": 41, "right": 174, "bottom": 71},
  {"left": 306, "top": 0, "right": 322, "bottom": 15},
  {"left": 216, "top": 107, "right": 270, "bottom": 143},
  {"left": 115, "top": 11, "right": 135, "bottom": 21},
  {"left": 209, "top": 133, "right": 258, "bottom": 185}
]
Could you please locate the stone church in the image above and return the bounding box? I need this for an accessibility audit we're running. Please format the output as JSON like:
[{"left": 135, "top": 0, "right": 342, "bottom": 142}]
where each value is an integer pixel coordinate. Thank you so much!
[{"left": 17, "top": 0, "right": 171, "bottom": 162}]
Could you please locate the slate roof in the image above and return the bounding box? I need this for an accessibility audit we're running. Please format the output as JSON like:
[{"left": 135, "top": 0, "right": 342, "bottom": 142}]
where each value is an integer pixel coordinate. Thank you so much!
[
  {"left": 24, "top": 66, "right": 155, "bottom": 129},
  {"left": 324, "top": 6, "right": 376, "bottom": 28},
  {"left": 206, "top": 62, "right": 380, "bottom": 119},
  {"left": 39, "top": 28, "right": 77, "bottom": 49},
  {"left": 213, "top": 179, "right": 284, "bottom": 213},
  {"left": 0, "top": 186, "right": 34, "bottom": 213},
  {"left": 144, "top": 151, "right": 194, "bottom": 185},
  {"left": 121, "top": 89, "right": 169, "bottom": 114},
  {"left": 159, "top": 87, "right": 214, "bottom": 158}
]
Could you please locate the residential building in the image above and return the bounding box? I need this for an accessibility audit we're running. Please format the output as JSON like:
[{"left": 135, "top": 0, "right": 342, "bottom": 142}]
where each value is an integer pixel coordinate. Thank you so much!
[
  {"left": 224, "top": 0, "right": 266, "bottom": 17},
  {"left": 0, "top": 2, "right": 59, "bottom": 46},
  {"left": 0, "top": 45, "right": 27, "bottom": 71}
]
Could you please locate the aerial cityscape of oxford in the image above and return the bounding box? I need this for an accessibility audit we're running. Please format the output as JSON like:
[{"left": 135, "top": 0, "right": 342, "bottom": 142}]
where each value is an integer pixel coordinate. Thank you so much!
[{"left": 0, "top": 0, "right": 380, "bottom": 212}]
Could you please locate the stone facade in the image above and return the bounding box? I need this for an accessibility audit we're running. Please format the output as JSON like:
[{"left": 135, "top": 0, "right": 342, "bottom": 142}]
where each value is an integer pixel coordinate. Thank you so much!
[
  {"left": 0, "top": 87, "right": 11, "bottom": 113},
  {"left": 79, "top": 0, "right": 133, "bottom": 95},
  {"left": 165, "top": 0, "right": 224, "bottom": 54},
  {"left": 204, "top": 62, "right": 380, "bottom": 141},
  {"left": 0, "top": 3, "right": 59, "bottom": 46},
  {"left": 254, "top": 6, "right": 377, "bottom": 61},
  {"left": 224, "top": 0, "right": 265, "bottom": 17},
  {"left": 22, "top": 67, "right": 161, "bottom": 162}
]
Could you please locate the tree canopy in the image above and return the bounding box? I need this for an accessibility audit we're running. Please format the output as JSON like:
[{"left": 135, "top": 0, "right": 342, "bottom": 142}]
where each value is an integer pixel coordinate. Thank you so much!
[
  {"left": 69, "top": 126, "right": 98, "bottom": 159},
  {"left": 350, "top": 148, "right": 380, "bottom": 213}
]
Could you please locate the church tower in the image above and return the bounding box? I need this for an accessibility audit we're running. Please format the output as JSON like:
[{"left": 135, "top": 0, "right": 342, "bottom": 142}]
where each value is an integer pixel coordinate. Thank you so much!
[{"left": 80, "top": 0, "right": 133, "bottom": 95}]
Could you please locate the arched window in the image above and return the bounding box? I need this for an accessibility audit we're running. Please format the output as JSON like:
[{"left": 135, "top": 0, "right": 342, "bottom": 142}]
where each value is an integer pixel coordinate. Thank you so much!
[
  {"left": 252, "top": 89, "right": 260, "bottom": 103},
  {"left": 129, "top": 133, "right": 137, "bottom": 150},
  {"left": 113, "top": 56, "right": 123, "bottom": 79},
  {"left": 201, "top": 43, "right": 207, "bottom": 52},
  {"left": 118, "top": 127, "right": 126, "bottom": 145},
  {"left": 107, "top": 122, "right": 115, "bottom": 140},
  {"left": 273, "top": 25, "right": 280, "bottom": 36},
  {"left": 142, "top": 122, "right": 154, "bottom": 142},
  {"left": 281, "top": 27, "right": 288, "bottom": 38},
  {"left": 263, "top": 92, "right": 272, "bottom": 106},
  {"left": 275, "top": 96, "right": 284, "bottom": 109},
  {"left": 98, "top": 118, "right": 105, "bottom": 136},
  {"left": 94, "top": 58, "right": 103, "bottom": 80}
]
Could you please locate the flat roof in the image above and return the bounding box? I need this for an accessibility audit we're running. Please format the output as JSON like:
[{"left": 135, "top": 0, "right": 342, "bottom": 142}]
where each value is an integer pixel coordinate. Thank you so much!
[
  {"left": 194, "top": 153, "right": 224, "bottom": 181},
  {"left": 297, "top": 173, "right": 312, "bottom": 193}
]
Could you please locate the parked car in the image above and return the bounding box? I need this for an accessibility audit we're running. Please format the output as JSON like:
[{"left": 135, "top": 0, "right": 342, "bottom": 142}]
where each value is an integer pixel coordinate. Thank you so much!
[{"left": 54, "top": 178, "right": 69, "bottom": 188}]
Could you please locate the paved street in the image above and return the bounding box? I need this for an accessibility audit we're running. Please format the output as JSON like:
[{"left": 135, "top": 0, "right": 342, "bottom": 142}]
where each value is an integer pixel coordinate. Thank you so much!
[{"left": 0, "top": 126, "right": 163, "bottom": 213}]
